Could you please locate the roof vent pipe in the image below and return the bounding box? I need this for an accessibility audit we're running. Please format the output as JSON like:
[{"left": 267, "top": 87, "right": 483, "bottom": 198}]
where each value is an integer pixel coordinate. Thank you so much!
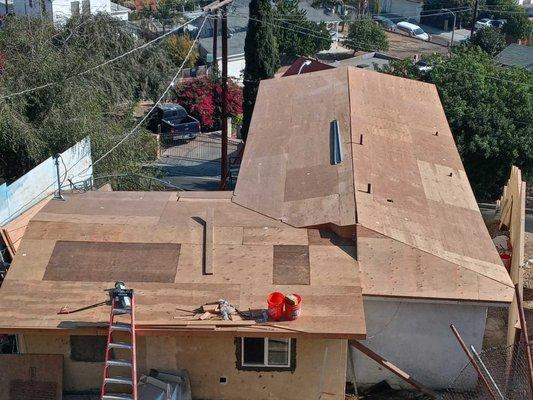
[{"left": 330, "top": 120, "right": 343, "bottom": 165}]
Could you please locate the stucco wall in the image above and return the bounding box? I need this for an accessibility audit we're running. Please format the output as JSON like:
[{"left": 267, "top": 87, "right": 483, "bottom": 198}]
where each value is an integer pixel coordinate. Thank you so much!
[
  {"left": 21, "top": 334, "right": 347, "bottom": 399},
  {"left": 349, "top": 298, "right": 489, "bottom": 390},
  {"left": 0, "top": 136, "right": 92, "bottom": 226}
]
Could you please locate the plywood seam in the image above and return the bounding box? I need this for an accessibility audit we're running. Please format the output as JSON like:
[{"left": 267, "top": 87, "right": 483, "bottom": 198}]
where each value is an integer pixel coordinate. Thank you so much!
[
  {"left": 359, "top": 225, "right": 514, "bottom": 290},
  {"left": 346, "top": 68, "right": 358, "bottom": 224}
]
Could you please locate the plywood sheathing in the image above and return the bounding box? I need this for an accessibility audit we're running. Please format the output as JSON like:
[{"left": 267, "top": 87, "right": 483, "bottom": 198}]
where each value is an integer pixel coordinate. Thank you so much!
[
  {"left": 233, "top": 66, "right": 513, "bottom": 303},
  {"left": 347, "top": 68, "right": 513, "bottom": 301},
  {"left": 0, "top": 197, "right": 50, "bottom": 253},
  {"left": 0, "top": 191, "right": 366, "bottom": 339},
  {"left": 233, "top": 67, "right": 356, "bottom": 228}
]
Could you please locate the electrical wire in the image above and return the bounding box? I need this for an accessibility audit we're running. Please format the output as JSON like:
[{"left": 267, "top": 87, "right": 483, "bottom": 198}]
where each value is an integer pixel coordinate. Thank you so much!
[
  {"left": 0, "top": 15, "right": 203, "bottom": 100},
  {"left": 0, "top": 16, "right": 207, "bottom": 225},
  {"left": 229, "top": 10, "right": 533, "bottom": 88}
]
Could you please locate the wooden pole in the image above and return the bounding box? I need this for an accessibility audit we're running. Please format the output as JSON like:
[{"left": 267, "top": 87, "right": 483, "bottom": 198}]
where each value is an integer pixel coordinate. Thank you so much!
[
  {"left": 219, "top": 4, "right": 228, "bottom": 190},
  {"left": 348, "top": 340, "right": 436, "bottom": 399},
  {"left": 212, "top": 11, "right": 218, "bottom": 70},
  {"left": 450, "top": 324, "right": 498, "bottom": 400},
  {"left": 470, "top": 0, "right": 479, "bottom": 38},
  {"left": 515, "top": 283, "right": 533, "bottom": 396}
]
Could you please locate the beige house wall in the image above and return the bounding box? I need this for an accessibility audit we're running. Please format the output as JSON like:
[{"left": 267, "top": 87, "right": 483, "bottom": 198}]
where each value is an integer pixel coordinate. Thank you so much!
[{"left": 21, "top": 334, "right": 348, "bottom": 399}]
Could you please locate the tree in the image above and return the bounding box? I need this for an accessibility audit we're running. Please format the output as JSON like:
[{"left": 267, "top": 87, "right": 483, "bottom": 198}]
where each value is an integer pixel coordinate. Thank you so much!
[
  {"left": 166, "top": 34, "right": 198, "bottom": 68},
  {"left": 470, "top": 26, "right": 506, "bottom": 56},
  {"left": 173, "top": 76, "right": 243, "bottom": 130},
  {"left": 242, "top": 0, "right": 280, "bottom": 141},
  {"left": 481, "top": 0, "right": 532, "bottom": 41},
  {"left": 0, "top": 15, "right": 175, "bottom": 181},
  {"left": 273, "top": 0, "right": 331, "bottom": 59},
  {"left": 346, "top": 17, "right": 389, "bottom": 52},
  {"left": 383, "top": 47, "right": 533, "bottom": 200}
]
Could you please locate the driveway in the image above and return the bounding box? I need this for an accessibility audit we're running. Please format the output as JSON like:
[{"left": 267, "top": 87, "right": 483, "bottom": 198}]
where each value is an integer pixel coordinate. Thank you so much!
[
  {"left": 419, "top": 24, "right": 471, "bottom": 45},
  {"left": 153, "top": 132, "right": 241, "bottom": 191}
]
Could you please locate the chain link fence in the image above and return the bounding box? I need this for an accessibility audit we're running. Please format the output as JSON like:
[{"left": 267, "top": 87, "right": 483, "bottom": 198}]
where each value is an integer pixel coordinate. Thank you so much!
[{"left": 443, "top": 341, "right": 531, "bottom": 400}]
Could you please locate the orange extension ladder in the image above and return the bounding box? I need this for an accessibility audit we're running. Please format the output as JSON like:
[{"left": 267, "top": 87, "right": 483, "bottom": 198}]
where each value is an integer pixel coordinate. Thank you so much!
[{"left": 100, "top": 282, "right": 138, "bottom": 400}]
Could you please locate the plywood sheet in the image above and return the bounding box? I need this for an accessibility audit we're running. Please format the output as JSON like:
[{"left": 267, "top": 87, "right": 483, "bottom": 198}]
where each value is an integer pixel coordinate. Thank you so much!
[
  {"left": 43, "top": 241, "right": 180, "bottom": 283},
  {"left": 0, "top": 354, "right": 62, "bottom": 400},
  {"left": 273, "top": 245, "right": 310, "bottom": 285}
]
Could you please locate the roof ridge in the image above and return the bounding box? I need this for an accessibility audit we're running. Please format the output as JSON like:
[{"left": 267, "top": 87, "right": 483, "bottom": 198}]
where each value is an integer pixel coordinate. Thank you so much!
[{"left": 359, "top": 225, "right": 514, "bottom": 289}]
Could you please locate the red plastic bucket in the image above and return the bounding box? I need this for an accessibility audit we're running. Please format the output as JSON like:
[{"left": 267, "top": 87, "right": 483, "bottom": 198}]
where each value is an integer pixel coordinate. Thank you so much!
[
  {"left": 267, "top": 292, "right": 285, "bottom": 321},
  {"left": 284, "top": 294, "right": 302, "bottom": 321},
  {"left": 500, "top": 252, "right": 511, "bottom": 271}
]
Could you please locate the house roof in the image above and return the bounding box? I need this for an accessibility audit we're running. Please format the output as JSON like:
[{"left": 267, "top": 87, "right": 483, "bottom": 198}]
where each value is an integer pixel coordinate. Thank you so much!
[
  {"left": 0, "top": 190, "right": 365, "bottom": 338},
  {"left": 233, "top": 66, "right": 514, "bottom": 303},
  {"left": 495, "top": 44, "right": 533, "bottom": 70},
  {"left": 198, "top": 31, "right": 246, "bottom": 59}
]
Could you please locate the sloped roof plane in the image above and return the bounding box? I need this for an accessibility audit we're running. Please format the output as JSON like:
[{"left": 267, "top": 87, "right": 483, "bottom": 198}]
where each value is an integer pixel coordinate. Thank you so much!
[{"left": 233, "top": 66, "right": 514, "bottom": 303}]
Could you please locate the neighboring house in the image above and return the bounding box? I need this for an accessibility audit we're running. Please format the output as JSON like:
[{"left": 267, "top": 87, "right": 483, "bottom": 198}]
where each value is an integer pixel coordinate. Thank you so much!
[
  {"left": 193, "top": 0, "right": 339, "bottom": 77},
  {"left": 234, "top": 66, "right": 513, "bottom": 389},
  {"left": 332, "top": 51, "right": 394, "bottom": 70},
  {"left": 198, "top": 30, "right": 246, "bottom": 82},
  {"left": 110, "top": 1, "right": 130, "bottom": 21},
  {"left": 12, "top": 0, "right": 124, "bottom": 24},
  {"left": 495, "top": 43, "right": 533, "bottom": 71},
  {"left": 380, "top": 0, "right": 424, "bottom": 22}
]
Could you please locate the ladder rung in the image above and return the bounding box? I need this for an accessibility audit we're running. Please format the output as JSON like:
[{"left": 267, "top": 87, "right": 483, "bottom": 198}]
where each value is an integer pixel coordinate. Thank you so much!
[
  {"left": 107, "top": 359, "right": 132, "bottom": 368},
  {"left": 108, "top": 342, "right": 133, "bottom": 350},
  {"left": 102, "top": 394, "right": 133, "bottom": 400},
  {"left": 112, "top": 308, "right": 131, "bottom": 315},
  {"left": 110, "top": 323, "right": 132, "bottom": 332},
  {"left": 104, "top": 377, "right": 133, "bottom": 385}
]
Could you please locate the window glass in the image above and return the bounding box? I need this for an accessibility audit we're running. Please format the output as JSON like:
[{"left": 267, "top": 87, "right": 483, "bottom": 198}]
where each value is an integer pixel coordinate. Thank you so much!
[
  {"left": 70, "top": 336, "right": 106, "bottom": 362},
  {"left": 242, "top": 337, "right": 264, "bottom": 365},
  {"left": 267, "top": 338, "right": 289, "bottom": 366}
]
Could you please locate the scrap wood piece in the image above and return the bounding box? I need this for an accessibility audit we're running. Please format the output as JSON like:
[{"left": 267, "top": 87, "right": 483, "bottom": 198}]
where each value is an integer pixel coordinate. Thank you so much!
[
  {"left": 203, "top": 207, "right": 214, "bottom": 275},
  {"left": 349, "top": 340, "right": 437, "bottom": 399},
  {"left": 0, "top": 228, "right": 15, "bottom": 260}
]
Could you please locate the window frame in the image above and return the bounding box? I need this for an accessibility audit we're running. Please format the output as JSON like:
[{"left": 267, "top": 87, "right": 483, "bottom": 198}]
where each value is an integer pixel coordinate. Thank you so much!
[{"left": 236, "top": 337, "right": 296, "bottom": 371}]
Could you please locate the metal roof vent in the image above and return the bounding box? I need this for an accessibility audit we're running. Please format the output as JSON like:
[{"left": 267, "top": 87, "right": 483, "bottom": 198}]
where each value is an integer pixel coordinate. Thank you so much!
[{"left": 330, "top": 120, "right": 343, "bottom": 165}]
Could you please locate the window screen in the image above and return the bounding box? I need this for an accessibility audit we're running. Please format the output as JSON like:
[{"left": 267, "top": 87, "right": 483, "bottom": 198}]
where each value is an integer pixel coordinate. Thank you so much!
[{"left": 238, "top": 338, "right": 294, "bottom": 370}]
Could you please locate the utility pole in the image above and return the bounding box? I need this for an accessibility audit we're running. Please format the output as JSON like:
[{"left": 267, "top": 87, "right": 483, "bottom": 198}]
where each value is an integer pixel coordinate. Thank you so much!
[
  {"left": 212, "top": 11, "right": 218, "bottom": 71},
  {"left": 470, "top": 0, "right": 479, "bottom": 38},
  {"left": 203, "top": 0, "right": 232, "bottom": 190},
  {"left": 4, "top": 0, "right": 8, "bottom": 15},
  {"left": 220, "top": 4, "right": 229, "bottom": 190}
]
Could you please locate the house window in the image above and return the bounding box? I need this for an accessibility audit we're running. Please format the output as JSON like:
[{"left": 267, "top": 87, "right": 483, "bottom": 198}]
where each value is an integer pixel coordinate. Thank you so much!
[
  {"left": 236, "top": 338, "right": 295, "bottom": 371},
  {"left": 70, "top": 336, "right": 106, "bottom": 362},
  {"left": 70, "top": 1, "right": 80, "bottom": 15},
  {"left": 81, "top": 0, "right": 90, "bottom": 15}
]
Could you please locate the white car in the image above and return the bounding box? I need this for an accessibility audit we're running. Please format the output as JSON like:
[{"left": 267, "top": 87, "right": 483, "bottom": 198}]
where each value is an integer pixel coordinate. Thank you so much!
[
  {"left": 475, "top": 18, "right": 506, "bottom": 30},
  {"left": 396, "top": 21, "right": 430, "bottom": 41},
  {"left": 475, "top": 18, "right": 492, "bottom": 29}
]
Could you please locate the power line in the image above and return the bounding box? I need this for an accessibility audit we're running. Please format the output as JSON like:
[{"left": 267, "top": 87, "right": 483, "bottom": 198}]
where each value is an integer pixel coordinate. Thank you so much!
[
  {"left": 0, "top": 16, "right": 207, "bottom": 225},
  {"left": 86, "top": 16, "right": 208, "bottom": 171},
  {"left": 0, "top": 15, "right": 204, "bottom": 100},
  {"left": 229, "top": 10, "right": 533, "bottom": 89}
]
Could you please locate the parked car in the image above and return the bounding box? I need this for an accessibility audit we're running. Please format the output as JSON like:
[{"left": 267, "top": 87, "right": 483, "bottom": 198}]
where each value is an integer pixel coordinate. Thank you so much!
[
  {"left": 474, "top": 18, "right": 492, "bottom": 29},
  {"left": 147, "top": 103, "right": 200, "bottom": 142},
  {"left": 396, "top": 21, "right": 430, "bottom": 41},
  {"left": 372, "top": 15, "right": 396, "bottom": 30},
  {"left": 475, "top": 18, "right": 506, "bottom": 30},
  {"left": 415, "top": 60, "right": 433, "bottom": 73}
]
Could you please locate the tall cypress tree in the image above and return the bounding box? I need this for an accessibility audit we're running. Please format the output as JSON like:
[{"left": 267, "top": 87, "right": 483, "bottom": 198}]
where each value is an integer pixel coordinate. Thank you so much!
[{"left": 241, "top": 0, "right": 279, "bottom": 141}]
